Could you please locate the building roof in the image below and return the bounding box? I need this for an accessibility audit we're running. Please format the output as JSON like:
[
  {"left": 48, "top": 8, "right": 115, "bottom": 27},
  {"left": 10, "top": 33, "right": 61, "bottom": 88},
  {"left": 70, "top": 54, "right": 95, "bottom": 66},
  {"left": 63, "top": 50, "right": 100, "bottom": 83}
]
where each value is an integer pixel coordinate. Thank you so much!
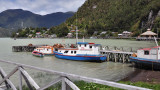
[
  {"left": 139, "top": 48, "right": 151, "bottom": 50},
  {"left": 152, "top": 46, "right": 160, "bottom": 49},
  {"left": 141, "top": 29, "right": 157, "bottom": 36}
]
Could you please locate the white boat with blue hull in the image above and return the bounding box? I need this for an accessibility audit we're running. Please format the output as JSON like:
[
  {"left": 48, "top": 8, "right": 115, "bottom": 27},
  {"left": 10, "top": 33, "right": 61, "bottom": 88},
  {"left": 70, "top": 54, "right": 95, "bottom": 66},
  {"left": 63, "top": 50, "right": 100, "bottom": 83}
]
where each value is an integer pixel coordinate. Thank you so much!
[
  {"left": 130, "top": 46, "right": 160, "bottom": 69},
  {"left": 54, "top": 42, "right": 107, "bottom": 62}
]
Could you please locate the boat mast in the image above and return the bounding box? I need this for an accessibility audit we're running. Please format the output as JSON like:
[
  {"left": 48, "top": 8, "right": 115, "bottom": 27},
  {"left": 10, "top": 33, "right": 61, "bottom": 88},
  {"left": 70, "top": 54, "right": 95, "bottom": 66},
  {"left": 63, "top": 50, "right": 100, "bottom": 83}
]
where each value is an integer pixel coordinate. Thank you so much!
[
  {"left": 83, "top": 28, "right": 85, "bottom": 42},
  {"left": 76, "top": 12, "right": 79, "bottom": 43},
  {"left": 154, "top": 36, "right": 158, "bottom": 46},
  {"left": 76, "top": 26, "right": 78, "bottom": 43}
]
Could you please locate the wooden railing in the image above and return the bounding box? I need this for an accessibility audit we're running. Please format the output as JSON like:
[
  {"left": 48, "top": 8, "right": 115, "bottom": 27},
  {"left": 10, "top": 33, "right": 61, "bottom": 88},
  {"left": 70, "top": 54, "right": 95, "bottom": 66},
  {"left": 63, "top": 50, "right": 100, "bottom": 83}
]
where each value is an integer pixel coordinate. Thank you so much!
[{"left": 0, "top": 60, "right": 151, "bottom": 90}]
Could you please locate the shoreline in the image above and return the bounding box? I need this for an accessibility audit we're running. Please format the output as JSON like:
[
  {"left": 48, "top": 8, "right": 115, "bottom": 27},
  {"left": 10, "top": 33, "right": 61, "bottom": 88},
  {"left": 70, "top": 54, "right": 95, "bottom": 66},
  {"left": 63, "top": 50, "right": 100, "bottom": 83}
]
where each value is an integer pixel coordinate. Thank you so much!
[{"left": 121, "top": 68, "right": 160, "bottom": 84}]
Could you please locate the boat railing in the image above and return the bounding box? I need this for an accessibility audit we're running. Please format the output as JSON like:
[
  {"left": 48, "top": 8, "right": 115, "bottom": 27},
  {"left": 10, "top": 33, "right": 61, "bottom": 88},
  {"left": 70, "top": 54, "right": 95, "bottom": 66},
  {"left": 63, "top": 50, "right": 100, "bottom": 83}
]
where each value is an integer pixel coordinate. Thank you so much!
[{"left": 0, "top": 59, "right": 151, "bottom": 90}]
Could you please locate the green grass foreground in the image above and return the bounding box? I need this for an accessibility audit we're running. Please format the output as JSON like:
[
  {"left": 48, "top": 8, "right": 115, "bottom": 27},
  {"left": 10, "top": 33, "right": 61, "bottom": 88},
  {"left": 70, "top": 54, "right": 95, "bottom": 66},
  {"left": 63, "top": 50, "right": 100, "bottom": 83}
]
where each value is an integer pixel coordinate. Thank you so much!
[{"left": 20, "top": 81, "right": 160, "bottom": 90}]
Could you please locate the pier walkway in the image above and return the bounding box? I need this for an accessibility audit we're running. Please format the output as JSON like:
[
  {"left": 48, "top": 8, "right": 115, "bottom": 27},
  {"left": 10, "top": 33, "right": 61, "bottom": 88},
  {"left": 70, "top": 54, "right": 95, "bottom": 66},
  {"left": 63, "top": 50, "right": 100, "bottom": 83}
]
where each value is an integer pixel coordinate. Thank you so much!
[
  {"left": 0, "top": 60, "right": 151, "bottom": 90},
  {"left": 101, "top": 50, "right": 133, "bottom": 63}
]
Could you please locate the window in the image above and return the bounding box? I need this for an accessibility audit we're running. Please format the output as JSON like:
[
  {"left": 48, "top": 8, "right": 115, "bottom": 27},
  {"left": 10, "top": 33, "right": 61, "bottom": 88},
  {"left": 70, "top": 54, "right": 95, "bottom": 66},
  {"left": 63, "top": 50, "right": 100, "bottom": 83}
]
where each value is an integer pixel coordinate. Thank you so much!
[
  {"left": 80, "top": 44, "right": 81, "bottom": 47},
  {"left": 59, "top": 51, "right": 61, "bottom": 52},
  {"left": 90, "top": 46, "right": 92, "bottom": 49},
  {"left": 144, "top": 50, "right": 149, "bottom": 55},
  {"left": 74, "top": 51, "right": 77, "bottom": 54},
  {"left": 47, "top": 49, "right": 48, "bottom": 51},
  {"left": 55, "top": 48, "right": 58, "bottom": 51},
  {"left": 64, "top": 51, "right": 68, "bottom": 53},
  {"left": 84, "top": 44, "right": 86, "bottom": 47},
  {"left": 71, "top": 51, "right": 73, "bottom": 54}
]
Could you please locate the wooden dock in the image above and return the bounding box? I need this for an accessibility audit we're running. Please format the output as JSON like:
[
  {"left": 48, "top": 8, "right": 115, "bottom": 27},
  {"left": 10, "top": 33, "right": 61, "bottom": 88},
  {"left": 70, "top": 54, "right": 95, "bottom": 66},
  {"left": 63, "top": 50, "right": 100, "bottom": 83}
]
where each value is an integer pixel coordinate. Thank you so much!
[
  {"left": 12, "top": 46, "right": 37, "bottom": 52},
  {"left": 101, "top": 45, "right": 138, "bottom": 63},
  {"left": 12, "top": 45, "right": 47, "bottom": 52},
  {"left": 101, "top": 50, "right": 133, "bottom": 63}
]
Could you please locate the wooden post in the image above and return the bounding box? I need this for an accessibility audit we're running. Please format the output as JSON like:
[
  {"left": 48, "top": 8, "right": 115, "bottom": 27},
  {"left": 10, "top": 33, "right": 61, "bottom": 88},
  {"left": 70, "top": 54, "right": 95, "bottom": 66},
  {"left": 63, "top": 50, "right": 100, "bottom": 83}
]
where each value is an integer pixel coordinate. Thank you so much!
[
  {"left": 62, "top": 77, "right": 66, "bottom": 90},
  {"left": 20, "top": 68, "right": 40, "bottom": 89},
  {"left": 123, "top": 54, "right": 125, "bottom": 63},
  {"left": 18, "top": 67, "right": 22, "bottom": 90},
  {"left": 114, "top": 53, "right": 117, "bottom": 62},
  {"left": 107, "top": 53, "right": 109, "bottom": 61}
]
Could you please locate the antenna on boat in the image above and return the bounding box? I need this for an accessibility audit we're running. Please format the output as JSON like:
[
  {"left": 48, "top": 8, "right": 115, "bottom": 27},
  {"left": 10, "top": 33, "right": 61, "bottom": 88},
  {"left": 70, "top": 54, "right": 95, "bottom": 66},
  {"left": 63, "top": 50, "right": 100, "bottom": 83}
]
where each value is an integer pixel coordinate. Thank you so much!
[
  {"left": 75, "top": 12, "right": 79, "bottom": 44},
  {"left": 76, "top": 26, "right": 78, "bottom": 43},
  {"left": 154, "top": 36, "right": 158, "bottom": 46},
  {"left": 83, "top": 28, "right": 85, "bottom": 42}
]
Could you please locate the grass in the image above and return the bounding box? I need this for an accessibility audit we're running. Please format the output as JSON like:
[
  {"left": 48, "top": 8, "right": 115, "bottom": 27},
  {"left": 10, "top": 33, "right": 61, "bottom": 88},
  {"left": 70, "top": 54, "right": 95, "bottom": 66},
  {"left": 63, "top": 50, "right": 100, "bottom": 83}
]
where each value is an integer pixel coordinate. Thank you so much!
[{"left": 19, "top": 81, "right": 160, "bottom": 90}]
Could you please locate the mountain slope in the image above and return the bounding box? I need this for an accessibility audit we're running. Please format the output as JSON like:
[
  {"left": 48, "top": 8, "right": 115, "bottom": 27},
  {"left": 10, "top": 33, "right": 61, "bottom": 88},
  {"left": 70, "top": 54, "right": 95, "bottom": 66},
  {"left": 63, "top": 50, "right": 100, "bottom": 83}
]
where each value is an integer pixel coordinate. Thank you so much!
[
  {"left": 0, "top": 9, "right": 74, "bottom": 31},
  {"left": 56, "top": 0, "right": 160, "bottom": 36},
  {"left": 0, "top": 9, "right": 74, "bottom": 37}
]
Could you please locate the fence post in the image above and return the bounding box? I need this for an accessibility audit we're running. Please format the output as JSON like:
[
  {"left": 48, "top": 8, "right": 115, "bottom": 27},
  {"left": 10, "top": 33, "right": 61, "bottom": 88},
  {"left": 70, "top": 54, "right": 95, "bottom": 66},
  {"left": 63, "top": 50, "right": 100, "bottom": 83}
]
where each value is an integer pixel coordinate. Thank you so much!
[
  {"left": 18, "top": 67, "right": 22, "bottom": 90},
  {"left": 62, "top": 77, "right": 71, "bottom": 90},
  {"left": 62, "top": 77, "right": 66, "bottom": 90}
]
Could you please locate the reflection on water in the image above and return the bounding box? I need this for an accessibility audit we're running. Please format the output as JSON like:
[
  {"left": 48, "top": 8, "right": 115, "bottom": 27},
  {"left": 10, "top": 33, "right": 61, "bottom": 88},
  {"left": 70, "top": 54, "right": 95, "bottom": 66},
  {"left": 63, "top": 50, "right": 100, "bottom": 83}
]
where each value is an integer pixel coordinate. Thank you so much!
[{"left": 0, "top": 38, "right": 155, "bottom": 85}]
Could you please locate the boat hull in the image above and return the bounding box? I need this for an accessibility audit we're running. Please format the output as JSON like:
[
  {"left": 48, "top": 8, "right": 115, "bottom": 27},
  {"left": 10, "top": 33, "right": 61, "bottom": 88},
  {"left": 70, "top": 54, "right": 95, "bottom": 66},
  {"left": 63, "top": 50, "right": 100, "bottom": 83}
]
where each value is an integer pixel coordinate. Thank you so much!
[
  {"left": 54, "top": 52, "right": 106, "bottom": 62},
  {"left": 130, "top": 56, "right": 160, "bottom": 69},
  {"left": 32, "top": 51, "right": 44, "bottom": 57}
]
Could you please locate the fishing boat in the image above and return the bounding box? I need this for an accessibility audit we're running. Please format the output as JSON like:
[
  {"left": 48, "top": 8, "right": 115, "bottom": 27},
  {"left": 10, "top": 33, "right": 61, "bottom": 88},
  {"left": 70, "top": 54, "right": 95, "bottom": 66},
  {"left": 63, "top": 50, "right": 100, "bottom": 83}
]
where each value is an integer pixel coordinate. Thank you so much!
[
  {"left": 54, "top": 42, "right": 107, "bottom": 62},
  {"left": 130, "top": 46, "right": 160, "bottom": 69},
  {"left": 130, "top": 28, "right": 160, "bottom": 69},
  {"left": 32, "top": 46, "right": 54, "bottom": 56},
  {"left": 32, "top": 51, "right": 44, "bottom": 57}
]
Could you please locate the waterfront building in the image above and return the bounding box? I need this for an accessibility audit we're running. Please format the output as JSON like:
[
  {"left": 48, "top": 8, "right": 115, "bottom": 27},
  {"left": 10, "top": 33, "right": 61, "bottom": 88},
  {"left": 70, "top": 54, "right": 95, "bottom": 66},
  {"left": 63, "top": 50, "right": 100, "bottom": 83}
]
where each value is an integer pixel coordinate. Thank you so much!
[{"left": 137, "top": 29, "right": 157, "bottom": 40}]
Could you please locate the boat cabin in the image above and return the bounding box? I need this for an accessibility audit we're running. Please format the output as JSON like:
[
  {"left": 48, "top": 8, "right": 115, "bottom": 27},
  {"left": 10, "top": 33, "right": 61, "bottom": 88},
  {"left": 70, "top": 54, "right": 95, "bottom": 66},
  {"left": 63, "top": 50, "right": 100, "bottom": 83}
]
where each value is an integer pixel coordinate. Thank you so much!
[
  {"left": 137, "top": 46, "right": 160, "bottom": 60},
  {"left": 34, "top": 46, "right": 54, "bottom": 54},
  {"left": 57, "top": 42, "right": 102, "bottom": 55},
  {"left": 77, "top": 42, "right": 102, "bottom": 55}
]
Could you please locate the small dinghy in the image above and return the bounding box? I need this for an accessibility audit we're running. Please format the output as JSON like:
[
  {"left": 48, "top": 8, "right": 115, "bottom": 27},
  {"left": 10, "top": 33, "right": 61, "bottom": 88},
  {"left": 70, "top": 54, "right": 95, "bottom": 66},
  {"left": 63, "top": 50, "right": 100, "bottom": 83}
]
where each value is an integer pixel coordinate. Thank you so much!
[{"left": 32, "top": 51, "right": 44, "bottom": 57}]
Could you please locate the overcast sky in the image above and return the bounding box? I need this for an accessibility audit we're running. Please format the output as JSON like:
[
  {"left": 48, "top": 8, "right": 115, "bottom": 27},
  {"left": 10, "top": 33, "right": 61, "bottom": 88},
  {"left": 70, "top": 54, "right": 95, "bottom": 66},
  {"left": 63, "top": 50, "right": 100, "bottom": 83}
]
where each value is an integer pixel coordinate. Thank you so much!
[{"left": 0, "top": 0, "right": 86, "bottom": 15}]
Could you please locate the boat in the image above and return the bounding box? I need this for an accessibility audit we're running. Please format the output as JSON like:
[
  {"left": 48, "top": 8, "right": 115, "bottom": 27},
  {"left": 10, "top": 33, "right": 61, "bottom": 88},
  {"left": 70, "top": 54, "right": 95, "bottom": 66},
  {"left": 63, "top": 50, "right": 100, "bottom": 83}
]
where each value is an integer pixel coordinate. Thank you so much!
[
  {"left": 54, "top": 42, "right": 107, "bottom": 62},
  {"left": 32, "top": 46, "right": 54, "bottom": 56},
  {"left": 32, "top": 51, "right": 44, "bottom": 57},
  {"left": 130, "top": 46, "right": 160, "bottom": 69}
]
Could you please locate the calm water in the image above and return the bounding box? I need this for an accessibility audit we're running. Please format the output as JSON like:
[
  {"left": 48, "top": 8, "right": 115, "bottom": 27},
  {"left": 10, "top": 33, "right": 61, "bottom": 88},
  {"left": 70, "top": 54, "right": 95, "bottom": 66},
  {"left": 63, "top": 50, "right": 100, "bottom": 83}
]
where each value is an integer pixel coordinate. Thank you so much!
[{"left": 0, "top": 38, "right": 155, "bottom": 86}]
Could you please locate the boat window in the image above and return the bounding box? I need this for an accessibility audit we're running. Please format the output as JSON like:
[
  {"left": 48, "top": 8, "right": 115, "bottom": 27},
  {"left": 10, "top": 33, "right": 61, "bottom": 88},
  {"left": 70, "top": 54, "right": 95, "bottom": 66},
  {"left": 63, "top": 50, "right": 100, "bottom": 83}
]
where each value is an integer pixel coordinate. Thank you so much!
[
  {"left": 59, "top": 51, "right": 61, "bottom": 52},
  {"left": 55, "top": 48, "right": 58, "bottom": 51},
  {"left": 64, "top": 51, "right": 68, "bottom": 53},
  {"left": 74, "top": 51, "right": 76, "bottom": 54},
  {"left": 144, "top": 50, "right": 149, "bottom": 55},
  {"left": 47, "top": 49, "right": 48, "bottom": 51},
  {"left": 90, "top": 46, "right": 92, "bottom": 49},
  {"left": 84, "top": 44, "right": 86, "bottom": 47},
  {"left": 80, "top": 44, "right": 81, "bottom": 47},
  {"left": 71, "top": 51, "right": 73, "bottom": 54}
]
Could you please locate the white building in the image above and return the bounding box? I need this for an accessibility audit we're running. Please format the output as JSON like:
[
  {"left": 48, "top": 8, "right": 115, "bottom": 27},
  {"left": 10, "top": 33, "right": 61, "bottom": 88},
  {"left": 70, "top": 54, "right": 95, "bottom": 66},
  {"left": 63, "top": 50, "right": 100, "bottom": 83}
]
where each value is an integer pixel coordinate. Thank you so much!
[
  {"left": 36, "top": 32, "right": 41, "bottom": 38},
  {"left": 67, "top": 33, "right": 73, "bottom": 38},
  {"left": 51, "top": 34, "right": 57, "bottom": 38},
  {"left": 118, "top": 31, "right": 132, "bottom": 37},
  {"left": 100, "top": 31, "right": 107, "bottom": 35}
]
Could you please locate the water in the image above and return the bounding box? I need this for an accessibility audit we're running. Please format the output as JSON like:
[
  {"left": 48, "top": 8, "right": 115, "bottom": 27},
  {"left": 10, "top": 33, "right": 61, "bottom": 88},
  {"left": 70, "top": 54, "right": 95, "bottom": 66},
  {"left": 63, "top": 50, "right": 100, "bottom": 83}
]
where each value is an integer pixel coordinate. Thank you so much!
[{"left": 0, "top": 38, "right": 155, "bottom": 86}]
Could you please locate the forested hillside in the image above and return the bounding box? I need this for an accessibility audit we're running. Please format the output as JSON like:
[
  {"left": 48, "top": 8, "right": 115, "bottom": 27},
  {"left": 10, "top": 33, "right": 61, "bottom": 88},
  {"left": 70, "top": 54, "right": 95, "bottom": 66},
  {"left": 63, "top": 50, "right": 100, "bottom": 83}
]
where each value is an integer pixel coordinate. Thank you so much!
[
  {"left": 52, "top": 0, "right": 160, "bottom": 37},
  {"left": 0, "top": 9, "right": 74, "bottom": 37}
]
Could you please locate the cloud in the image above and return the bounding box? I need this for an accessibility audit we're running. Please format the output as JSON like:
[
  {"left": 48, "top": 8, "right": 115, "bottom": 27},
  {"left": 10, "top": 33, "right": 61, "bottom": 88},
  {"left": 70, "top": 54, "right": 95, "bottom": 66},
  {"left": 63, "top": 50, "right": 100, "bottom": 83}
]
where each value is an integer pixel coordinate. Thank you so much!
[{"left": 0, "top": 0, "right": 86, "bottom": 15}]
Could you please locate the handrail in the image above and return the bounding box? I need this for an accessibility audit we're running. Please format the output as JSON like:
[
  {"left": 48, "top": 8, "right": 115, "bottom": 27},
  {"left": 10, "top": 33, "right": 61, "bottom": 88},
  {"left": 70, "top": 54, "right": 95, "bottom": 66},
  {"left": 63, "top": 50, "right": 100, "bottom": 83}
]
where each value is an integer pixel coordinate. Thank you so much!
[{"left": 0, "top": 59, "right": 151, "bottom": 90}]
